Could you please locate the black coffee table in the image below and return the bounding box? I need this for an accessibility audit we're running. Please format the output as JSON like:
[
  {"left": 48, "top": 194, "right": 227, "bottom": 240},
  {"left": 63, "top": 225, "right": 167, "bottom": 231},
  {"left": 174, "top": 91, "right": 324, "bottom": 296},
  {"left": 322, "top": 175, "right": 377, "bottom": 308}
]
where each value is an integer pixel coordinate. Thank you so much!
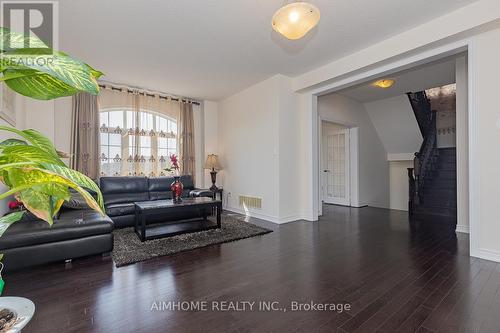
[{"left": 134, "top": 197, "right": 222, "bottom": 242}]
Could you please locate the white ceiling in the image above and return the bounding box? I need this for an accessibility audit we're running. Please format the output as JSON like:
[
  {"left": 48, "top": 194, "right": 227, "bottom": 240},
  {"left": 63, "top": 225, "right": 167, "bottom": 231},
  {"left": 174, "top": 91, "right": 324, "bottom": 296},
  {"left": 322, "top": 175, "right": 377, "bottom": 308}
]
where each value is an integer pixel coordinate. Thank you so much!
[
  {"left": 338, "top": 58, "right": 458, "bottom": 103},
  {"left": 58, "top": 0, "right": 477, "bottom": 100}
]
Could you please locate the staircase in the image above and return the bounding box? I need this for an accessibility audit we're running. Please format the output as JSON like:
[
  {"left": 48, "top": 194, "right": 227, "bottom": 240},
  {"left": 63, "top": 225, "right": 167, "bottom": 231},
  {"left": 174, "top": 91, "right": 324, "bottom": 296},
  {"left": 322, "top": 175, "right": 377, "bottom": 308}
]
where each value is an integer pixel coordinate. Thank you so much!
[{"left": 407, "top": 92, "right": 457, "bottom": 229}]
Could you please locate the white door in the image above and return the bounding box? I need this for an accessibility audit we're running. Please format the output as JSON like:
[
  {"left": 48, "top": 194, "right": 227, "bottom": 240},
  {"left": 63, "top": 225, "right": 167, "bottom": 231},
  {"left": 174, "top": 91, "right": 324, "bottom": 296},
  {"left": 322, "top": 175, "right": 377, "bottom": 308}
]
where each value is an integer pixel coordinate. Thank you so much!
[{"left": 323, "top": 129, "right": 350, "bottom": 205}]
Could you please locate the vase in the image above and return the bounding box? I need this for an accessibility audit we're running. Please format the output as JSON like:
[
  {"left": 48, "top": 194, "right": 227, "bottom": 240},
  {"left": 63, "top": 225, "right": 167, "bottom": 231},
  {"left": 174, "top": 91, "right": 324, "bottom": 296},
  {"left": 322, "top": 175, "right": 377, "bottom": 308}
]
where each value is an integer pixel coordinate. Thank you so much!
[{"left": 170, "top": 176, "right": 184, "bottom": 203}]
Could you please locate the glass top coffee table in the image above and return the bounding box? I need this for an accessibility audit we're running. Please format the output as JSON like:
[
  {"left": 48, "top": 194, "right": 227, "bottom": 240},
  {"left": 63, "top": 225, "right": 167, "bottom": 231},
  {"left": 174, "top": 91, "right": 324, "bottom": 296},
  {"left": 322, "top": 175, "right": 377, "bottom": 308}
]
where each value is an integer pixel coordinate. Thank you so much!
[{"left": 134, "top": 197, "right": 222, "bottom": 242}]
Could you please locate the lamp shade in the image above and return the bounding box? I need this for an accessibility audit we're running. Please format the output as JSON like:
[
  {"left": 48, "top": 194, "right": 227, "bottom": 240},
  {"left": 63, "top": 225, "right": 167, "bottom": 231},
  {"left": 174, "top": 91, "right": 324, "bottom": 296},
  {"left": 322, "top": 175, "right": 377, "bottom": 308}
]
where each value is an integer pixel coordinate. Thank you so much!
[
  {"left": 204, "top": 154, "right": 222, "bottom": 171},
  {"left": 272, "top": 2, "right": 320, "bottom": 40}
]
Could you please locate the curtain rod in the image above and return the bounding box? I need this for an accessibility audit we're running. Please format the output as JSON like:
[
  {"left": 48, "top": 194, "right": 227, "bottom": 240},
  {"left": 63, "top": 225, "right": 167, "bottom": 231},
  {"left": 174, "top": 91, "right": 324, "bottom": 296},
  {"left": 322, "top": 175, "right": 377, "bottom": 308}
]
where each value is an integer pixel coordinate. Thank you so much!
[{"left": 98, "top": 82, "right": 201, "bottom": 106}]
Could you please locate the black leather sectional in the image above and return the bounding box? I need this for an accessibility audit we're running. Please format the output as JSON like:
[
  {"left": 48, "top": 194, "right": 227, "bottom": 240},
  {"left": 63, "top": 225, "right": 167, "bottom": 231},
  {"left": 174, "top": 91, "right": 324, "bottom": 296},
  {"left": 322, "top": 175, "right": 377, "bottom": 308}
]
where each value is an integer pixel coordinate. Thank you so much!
[
  {"left": 0, "top": 175, "right": 205, "bottom": 271},
  {"left": 100, "top": 176, "right": 208, "bottom": 228},
  {"left": 0, "top": 209, "right": 114, "bottom": 272}
]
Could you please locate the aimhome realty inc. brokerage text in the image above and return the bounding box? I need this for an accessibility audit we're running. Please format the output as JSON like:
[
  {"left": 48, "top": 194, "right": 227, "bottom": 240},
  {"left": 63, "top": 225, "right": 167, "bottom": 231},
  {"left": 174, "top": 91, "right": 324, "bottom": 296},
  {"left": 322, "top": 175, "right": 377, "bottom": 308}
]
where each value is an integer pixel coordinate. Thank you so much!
[{"left": 150, "top": 300, "right": 351, "bottom": 313}]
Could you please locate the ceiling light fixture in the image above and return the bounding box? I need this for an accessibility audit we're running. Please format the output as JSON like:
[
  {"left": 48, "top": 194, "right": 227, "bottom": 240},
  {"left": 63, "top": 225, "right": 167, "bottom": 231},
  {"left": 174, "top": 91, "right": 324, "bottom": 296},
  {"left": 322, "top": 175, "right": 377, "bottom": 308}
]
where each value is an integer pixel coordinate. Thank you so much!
[
  {"left": 373, "top": 79, "right": 395, "bottom": 89},
  {"left": 272, "top": 2, "right": 320, "bottom": 40}
]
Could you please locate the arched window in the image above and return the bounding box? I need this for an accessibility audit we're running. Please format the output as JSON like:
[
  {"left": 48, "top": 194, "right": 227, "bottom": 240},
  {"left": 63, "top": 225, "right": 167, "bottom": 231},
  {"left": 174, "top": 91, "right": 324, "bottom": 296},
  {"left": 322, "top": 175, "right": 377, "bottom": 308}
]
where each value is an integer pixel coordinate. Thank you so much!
[{"left": 99, "top": 108, "right": 177, "bottom": 176}]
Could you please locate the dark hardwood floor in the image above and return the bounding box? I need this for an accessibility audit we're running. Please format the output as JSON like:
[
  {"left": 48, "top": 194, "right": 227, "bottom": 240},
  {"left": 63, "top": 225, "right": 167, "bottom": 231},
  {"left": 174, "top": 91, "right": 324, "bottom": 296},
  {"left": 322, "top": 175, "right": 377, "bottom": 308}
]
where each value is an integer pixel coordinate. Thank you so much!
[{"left": 6, "top": 205, "right": 500, "bottom": 333}]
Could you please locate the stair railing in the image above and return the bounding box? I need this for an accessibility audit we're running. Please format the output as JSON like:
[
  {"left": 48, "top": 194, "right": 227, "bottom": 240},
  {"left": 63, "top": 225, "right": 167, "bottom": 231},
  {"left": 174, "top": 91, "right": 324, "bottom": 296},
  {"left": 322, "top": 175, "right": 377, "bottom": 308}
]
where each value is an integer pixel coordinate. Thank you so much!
[
  {"left": 409, "top": 110, "right": 437, "bottom": 213},
  {"left": 407, "top": 91, "right": 432, "bottom": 136},
  {"left": 408, "top": 167, "right": 415, "bottom": 215}
]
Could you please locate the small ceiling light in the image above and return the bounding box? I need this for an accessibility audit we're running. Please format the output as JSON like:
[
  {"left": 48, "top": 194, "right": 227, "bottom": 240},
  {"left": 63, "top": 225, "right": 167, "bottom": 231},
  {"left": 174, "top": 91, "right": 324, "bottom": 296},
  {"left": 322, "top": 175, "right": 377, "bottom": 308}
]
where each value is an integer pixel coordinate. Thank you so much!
[
  {"left": 373, "top": 79, "right": 395, "bottom": 89},
  {"left": 272, "top": 2, "right": 321, "bottom": 40}
]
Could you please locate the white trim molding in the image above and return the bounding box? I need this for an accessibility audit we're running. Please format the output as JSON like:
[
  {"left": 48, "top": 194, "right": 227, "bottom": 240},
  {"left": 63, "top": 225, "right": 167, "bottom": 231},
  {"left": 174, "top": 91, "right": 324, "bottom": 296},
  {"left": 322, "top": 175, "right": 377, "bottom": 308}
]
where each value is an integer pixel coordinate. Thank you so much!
[
  {"left": 475, "top": 248, "right": 500, "bottom": 263},
  {"left": 224, "top": 206, "right": 304, "bottom": 224},
  {"left": 467, "top": 39, "right": 480, "bottom": 260},
  {"left": 456, "top": 224, "right": 470, "bottom": 234}
]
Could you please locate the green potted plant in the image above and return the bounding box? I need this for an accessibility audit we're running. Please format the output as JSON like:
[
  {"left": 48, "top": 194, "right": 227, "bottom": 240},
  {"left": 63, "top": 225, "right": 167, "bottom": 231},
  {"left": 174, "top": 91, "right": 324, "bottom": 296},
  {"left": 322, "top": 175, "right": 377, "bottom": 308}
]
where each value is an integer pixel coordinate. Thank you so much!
[{"left": 0, "top": 27, "right": 104, "bottom": 330}]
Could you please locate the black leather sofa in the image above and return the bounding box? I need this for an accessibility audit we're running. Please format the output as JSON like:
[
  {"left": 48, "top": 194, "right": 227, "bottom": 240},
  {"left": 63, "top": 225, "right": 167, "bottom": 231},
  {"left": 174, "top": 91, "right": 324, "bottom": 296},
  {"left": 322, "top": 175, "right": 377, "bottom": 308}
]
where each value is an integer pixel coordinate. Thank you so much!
[
  {"left": 0, "top": 175, "right": 207, "bottom": 271},
  {"left": 0, "top": 209, "right": 114, "bottom": 272},
  {"left": 100, "top": 175, "right": 208, "bottom": 228}
]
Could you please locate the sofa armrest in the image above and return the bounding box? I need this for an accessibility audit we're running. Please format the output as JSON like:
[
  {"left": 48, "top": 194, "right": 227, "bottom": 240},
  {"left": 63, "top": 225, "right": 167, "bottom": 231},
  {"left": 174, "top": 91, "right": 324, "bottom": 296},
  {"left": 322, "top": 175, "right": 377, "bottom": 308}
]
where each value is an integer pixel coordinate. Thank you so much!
[{"left": 190, "top": 189, "right": 214, "bottom": 198}]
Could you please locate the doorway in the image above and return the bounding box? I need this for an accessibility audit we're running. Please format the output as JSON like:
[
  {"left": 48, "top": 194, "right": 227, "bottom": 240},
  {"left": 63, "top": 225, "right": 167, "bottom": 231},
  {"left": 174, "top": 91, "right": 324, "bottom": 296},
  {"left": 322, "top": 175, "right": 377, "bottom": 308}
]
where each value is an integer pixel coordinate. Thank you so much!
[{"left": 321, "top": 121, "right": 350, "bottom": 206}]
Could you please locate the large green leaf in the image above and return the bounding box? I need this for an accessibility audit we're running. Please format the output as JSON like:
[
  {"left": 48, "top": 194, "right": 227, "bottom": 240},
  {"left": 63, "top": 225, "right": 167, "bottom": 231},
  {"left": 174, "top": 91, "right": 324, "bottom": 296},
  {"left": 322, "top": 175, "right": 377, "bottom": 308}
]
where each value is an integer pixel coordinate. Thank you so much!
[
  {"left": 0, "top": 27, "right": 103, "bottom": 100},
  {"left": 0, "top": 211, "right": 24, "bottom": 237},
  {"left": 0, "top": 138, "right": 27, "bottom": 148},
  {"left": 0, "top": 27, "right": 48, "bottom": 51},
  {"left": 0, "top": 167, "right": 104, "bottom": 224},
  {"left": 6, "top": 168, "right": 70, "bottom": 198},
  {"left": 0, "top": 161, "right": 36, "bottom": 171},
  {"left": 30, "top": 167, "right": 105, "bottom": 216},
  {"left": 1, "top": 145, "right": 63, "bottom": 166},
  {"left": 40, "top": 163, "right": 104, "bottom": 209},
  {"left": 18, "top": 167, "right": 102, "bottom": 209},
  {"left": 4, "top": 71, "right": 79, "bottom": 100},
  {"left": 18, "top": 188, "right": 55, "bottom": 224},
  {"left": 2, "top": 48, "right": 100, "bottom": 96},
  {"left": 0, "top": 126, "right": 61, "bottom": 160}
]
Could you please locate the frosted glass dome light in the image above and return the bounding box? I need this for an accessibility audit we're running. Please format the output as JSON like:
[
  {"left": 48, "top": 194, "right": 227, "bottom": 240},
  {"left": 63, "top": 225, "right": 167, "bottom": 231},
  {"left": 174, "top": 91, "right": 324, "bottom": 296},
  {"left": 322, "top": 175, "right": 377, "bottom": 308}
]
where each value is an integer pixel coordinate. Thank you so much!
[{"left": 272, "top": 2, "right": 320, "bottom": 40}]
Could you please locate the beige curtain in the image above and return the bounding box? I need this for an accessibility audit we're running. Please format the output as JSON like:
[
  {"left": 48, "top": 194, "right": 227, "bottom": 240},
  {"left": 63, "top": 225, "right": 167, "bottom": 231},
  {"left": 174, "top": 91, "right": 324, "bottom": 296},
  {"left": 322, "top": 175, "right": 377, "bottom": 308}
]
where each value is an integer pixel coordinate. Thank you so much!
[
  {"left": 70, "top": 92, "right": 100, "bottom": 179},
  {"left": 98, "top": 86, "right": 196, "bottom": 177},
  {"left": 179, "top": 102, "right": 195, "bottom": 181}
]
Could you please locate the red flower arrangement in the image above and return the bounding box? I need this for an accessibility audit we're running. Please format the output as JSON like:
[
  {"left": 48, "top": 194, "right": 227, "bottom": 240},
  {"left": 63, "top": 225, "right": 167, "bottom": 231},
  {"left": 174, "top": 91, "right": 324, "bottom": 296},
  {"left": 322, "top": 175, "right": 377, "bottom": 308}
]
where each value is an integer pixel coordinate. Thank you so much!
[
  {"left": 167, "top": 154, "right": 183, "bottom": 203},
  {"left": 164, "top": 154, "right": 180, "bottom": 177},
  {"left": 169, "top": 154, "right": 179, "bottom": 170},
  {"left": 8, "top": 199, "right": 23, "bottom": 211}
]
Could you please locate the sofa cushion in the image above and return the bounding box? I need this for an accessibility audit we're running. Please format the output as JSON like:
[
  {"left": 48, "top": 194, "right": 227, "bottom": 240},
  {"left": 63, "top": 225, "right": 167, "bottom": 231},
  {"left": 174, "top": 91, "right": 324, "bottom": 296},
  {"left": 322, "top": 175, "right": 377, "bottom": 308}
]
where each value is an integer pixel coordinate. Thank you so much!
[
  {"left": 148, "top": 175, "right": 195, "bottom": 200},
  {"left": 148, "top": 177, "right": 174, "bottom": 200},
  {"left": 62, "top": 189, "right": 89, "bottom": 210},
  {"left": 105, "top": 203, "right": 136, "bottom": 217},
  {"left": 179, "top": 175, "right": 195, "bottom": 190},
  {"left": 0, "top": 209, "right": 113, "bottom": 250},
  {"left": 100, "top": 176, "right": 149, "bottom": 205}
]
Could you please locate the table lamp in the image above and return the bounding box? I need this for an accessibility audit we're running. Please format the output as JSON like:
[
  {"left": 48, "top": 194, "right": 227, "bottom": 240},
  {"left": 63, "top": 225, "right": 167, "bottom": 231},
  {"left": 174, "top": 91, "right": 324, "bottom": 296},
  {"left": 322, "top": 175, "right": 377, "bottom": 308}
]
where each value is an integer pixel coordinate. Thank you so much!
[{"left": 204, "top": 154, "right": 222, "bottom": 192}]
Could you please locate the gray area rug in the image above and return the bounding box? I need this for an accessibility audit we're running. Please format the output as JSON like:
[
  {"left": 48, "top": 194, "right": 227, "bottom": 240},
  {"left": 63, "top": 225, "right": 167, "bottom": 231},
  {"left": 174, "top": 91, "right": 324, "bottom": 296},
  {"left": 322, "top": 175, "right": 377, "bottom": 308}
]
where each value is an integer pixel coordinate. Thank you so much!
[{"left": 112, "top": 215, "right": 272, "bottom": 267}]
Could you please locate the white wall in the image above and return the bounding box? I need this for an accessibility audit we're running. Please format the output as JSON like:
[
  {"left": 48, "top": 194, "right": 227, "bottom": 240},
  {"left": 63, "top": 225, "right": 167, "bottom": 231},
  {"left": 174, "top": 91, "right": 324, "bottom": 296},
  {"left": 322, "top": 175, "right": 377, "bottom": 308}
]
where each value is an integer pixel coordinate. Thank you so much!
[
  {"left": 364, "top": 95, "right": 422, "bottom": 156},
  {"left": 362, "top": 95, "right": 422, "bottom": 211},
  {"left": 276, "top": 75, "right": 301, "bottom": 221},
  {"left": 218, "top": 75, "right": 280, "bottom": 221},
  {"left": 192, "top": 103, "right": 204, "bottom": 187},
  {"left": 25, "top": 99, "right": 55, "bottom": 142},
  {"left": 318, "top": 94, "right": 389, "bottom": 208},
  {"left": 218, "top": 75, "right": 302, "bottom": 223},
  {"left": 473, "top": 27, "right": 500, "bottom": 260},
  {"left": 203, "top": 100, "right": 219, "bottom": 188},
  {"left": 25, "top": 96, "right": 72, "bottom": 161},
  {"left": 389, "top": 161, "right": 413, "bottom": 211}
]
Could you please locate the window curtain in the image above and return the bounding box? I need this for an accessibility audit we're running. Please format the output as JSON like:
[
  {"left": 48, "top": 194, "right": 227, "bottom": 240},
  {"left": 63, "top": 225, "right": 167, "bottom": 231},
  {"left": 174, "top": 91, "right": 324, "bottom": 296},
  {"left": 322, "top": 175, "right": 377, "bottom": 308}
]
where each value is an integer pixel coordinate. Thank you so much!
[
  {"left": 179, "top": 101, "right": 195, "bottom": 181},
  {"left": 70, "top": 92, "right": 100, "bottom": 179},
  {"left": 98, "top": 86, "right": 195, "bottom": 178}
]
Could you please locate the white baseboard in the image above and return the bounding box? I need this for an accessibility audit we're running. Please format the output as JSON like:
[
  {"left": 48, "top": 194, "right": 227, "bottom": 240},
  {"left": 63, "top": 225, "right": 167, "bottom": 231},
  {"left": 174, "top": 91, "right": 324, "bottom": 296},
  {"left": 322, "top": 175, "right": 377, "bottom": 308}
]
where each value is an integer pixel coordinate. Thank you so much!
[
  {"left": 347, "top": 203, "right": 368, "bottom": 208},
  {"left": 224, "top": 206, "right": 304, "bottom": 224},
  {"left": 473, "top": 248, "right": 500, "bottom": 263},
  {"left": 360, "top": 201, "right": 389, "bottom": 209},
  {"left": 455, "top": 224, "right": 470, "bottom": 234},
  {"left": 388, "top": 207, "right": 409, "bottom": 212}
]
